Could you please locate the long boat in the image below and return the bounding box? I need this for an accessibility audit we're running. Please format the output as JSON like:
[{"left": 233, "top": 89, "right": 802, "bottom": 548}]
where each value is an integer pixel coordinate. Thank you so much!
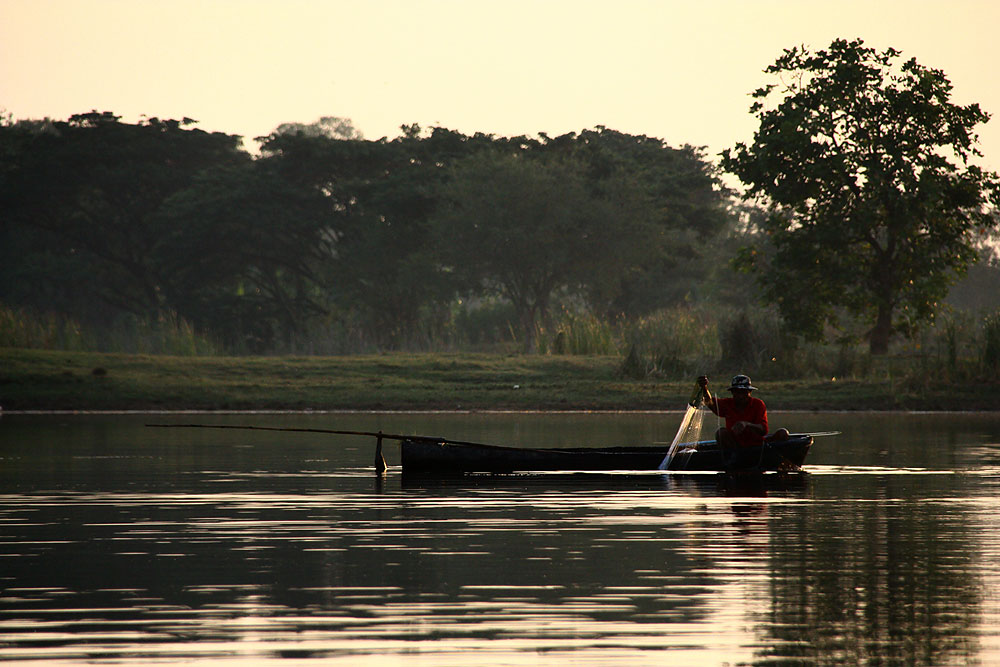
[{"left": 400, "top": 434, "right": 812, "bottom": 475}]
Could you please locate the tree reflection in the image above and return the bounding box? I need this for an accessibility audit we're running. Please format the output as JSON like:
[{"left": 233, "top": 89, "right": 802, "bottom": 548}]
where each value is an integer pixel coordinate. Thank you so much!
[{"left": 757, "top": 475, "right": 981, "bottom": 665}]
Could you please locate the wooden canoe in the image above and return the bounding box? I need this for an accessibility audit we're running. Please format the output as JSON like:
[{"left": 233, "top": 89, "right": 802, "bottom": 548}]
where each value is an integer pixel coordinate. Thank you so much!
[{"left": 400, "top": 434, "right": 812, "bottom": 474}]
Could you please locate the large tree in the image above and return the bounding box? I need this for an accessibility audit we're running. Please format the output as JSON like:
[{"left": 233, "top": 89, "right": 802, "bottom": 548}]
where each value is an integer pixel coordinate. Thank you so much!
[
  {"left": 257, "top": 125, "right": 502, "bottom": 348},
  {"left": 154, "top": 160, "right": 335, "bottom": 351},
  {"left": 722, "top": 38, "right": 999, "bottom": 354},
  {"left": 530, "top": 128, "right": 731, "bottom": 316},
  {"left": 1, "top": 112, "right": 247, "bottom": 321},
  {"left": 431, "top": 150, "right": 661, "bottom": 353}
]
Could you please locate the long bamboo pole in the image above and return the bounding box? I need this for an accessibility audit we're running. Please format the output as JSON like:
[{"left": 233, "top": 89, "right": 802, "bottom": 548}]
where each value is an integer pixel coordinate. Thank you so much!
[
  {"left": 144, "top": 423, "right": 494, "bottom": 467},
  {"left": 146, "top": 423, "right": 441, "bottom": 474}
]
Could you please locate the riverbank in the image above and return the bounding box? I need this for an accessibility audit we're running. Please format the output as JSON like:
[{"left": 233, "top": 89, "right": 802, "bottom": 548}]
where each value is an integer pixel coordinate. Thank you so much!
[{"left": 1, "top": 347, "right": 995, "bottom": 412}]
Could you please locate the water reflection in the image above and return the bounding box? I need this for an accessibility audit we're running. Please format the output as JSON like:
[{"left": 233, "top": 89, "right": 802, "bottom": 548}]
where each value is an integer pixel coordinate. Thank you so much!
[
  {"left": 762, "top": 479, "right": 986, "bottom": 664},
  {"left": 1, "top": 413, "right": 1000, "bottom": 664}
]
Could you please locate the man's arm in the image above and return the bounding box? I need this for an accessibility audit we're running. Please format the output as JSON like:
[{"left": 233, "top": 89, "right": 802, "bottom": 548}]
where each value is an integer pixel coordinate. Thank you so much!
[
  {"left": 697, "top": 376, "right": 718, "bottom": 415},
  {"left": 732, "top": 421, "right": 766, "bottom": 436}
]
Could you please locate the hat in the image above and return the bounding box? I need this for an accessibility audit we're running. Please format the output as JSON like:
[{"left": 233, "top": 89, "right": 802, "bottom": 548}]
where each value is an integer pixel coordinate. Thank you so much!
[{"left": 729, "top": 375, "right": 757, "bottom": 391}]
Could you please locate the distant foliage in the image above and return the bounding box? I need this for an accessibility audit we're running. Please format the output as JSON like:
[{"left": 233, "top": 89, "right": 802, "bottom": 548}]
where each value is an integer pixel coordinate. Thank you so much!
[
  {"left": 1, "top": 114, "right": 732, "bottom": 355},
  {"left": 453, "top": 300, "right": 520, "bottom": 350},
  {"left": 2, "top": 108, "right": 996, "bottom": 376}
]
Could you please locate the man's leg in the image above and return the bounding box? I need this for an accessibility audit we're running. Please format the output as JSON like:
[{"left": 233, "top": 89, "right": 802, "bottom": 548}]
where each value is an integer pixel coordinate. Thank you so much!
[
  {"left": 715, "top": 427, "right": 741, "bottom": 468},
  {"left": 715, "top": 427, "right": 739, "bottom": 449},
  {"left": 766, "top": 428, "right": 789, "bottom": 442}
]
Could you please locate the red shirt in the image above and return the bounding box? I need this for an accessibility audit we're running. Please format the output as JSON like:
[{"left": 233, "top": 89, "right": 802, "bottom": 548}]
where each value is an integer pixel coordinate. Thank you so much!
[{"left": 716, "top": 396, "right": 768, "bottom": 447}]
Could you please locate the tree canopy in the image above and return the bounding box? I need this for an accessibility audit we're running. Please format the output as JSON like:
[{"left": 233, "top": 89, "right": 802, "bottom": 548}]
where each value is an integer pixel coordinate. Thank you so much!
[
  {"left": 431, "top": 150, "right": 660, "bottom": 352},
  {"left": 722, "top": 38, "right": 1000, "bottom": 354},
  {"left": 1, "top": 111, "right": 736, "bottom": 353},
  {"left": 1, "top": 112, "right": 246, "bottom": 321}
]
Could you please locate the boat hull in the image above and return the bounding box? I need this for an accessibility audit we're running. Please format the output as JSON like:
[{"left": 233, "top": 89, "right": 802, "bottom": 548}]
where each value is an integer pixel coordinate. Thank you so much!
[{"left": 400, "top": 435, "right": 812, "bottom": 474}]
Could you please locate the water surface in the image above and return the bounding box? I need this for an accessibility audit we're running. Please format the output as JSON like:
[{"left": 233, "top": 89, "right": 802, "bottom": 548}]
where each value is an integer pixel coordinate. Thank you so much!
[{"left": 2, "top": 412, "right": 1000, "bottom": 665}]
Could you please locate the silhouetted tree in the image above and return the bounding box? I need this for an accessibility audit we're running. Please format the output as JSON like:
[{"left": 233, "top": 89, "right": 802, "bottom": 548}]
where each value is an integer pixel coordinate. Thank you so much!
[
  {"left": 258, "top": 125, "right": 503, "bottom": 348},
  {"left": 270, "top": 116, "right": 363, "bottom": 140},
  {"left": 155, "top": 160, "right": 334, "bottom": 351},
  {"left": 544, "top": 128, "right": 731, "bottom": 315},
  {"left": 1, "top": 112, "right": 247, "bottom": 322},
  {"left": 723, "top": 39, "right": 1000, "bottom": 354}
]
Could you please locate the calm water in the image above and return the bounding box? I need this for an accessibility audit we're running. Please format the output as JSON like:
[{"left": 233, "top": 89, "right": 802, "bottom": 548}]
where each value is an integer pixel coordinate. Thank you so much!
[{"left": 3, "top": 411, "right": 1000, "bottom": 665}]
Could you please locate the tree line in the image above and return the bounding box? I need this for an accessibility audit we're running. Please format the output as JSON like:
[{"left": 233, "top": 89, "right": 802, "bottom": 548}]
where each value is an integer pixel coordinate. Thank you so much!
[
  {"left": 2, "top": 39, "right": 998, "bottom": 358},
  {"left": 0, "top": 112, "right": 735, "bottom": 353}
]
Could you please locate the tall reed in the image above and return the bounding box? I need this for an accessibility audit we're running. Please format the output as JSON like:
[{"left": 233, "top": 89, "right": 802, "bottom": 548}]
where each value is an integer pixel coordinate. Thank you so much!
[
  {"left": 0, "top": 303, "right": 219, "bottom": 356},
  {"left": 620, "top": 307, "right": 719, "bottom": 378},
  {"left": 104, "top": 311, "right": 221, "bottom": 356},
  {"left": 0, "top": 303, "right": 91, "bottom": 350},
  {"left": 539, "top": 310, "right": 620, "bottom": 356}
]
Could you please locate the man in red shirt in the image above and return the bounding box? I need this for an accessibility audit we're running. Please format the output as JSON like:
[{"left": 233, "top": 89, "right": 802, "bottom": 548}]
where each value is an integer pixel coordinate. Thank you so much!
[{"left": 697, "top": 375, "right": 788, "bottom": 448}]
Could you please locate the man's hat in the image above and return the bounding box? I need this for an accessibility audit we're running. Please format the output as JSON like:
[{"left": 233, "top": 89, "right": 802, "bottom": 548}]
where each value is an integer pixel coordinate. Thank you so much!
[{"left": 729, "top": 375, "right": 757, "bottom": 391}]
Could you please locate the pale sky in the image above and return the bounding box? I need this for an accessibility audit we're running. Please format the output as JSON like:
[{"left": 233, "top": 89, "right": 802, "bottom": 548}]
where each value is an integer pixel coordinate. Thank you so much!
[{"left": 2, "top": 0, "right": 998, "bottom": 174}]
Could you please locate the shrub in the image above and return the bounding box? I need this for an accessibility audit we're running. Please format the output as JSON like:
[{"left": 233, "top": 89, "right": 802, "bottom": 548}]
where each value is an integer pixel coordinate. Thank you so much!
[
  {"left": 453, "top": 299, "right": 519, "bottom": 348},
  {"left": 717, "top": 310, "right": 785, "bottom": 372}
]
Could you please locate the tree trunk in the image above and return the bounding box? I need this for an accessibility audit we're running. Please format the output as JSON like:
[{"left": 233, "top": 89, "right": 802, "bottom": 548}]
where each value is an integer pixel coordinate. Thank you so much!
[
  {"left": 521, "top": 313, "right": 538, "bottom": 353},
  {"left": 517, "top": 302, "right": 538, "bottom": 354},
  {"left": 869, "top": 301, "right": 893, "bottom": 355},
  {"left": 537, "top": 290, "right": 553, "bottom": 335}
]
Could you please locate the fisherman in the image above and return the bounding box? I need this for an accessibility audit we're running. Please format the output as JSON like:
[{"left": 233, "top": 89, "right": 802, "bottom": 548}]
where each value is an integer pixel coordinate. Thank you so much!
[{"left": 697, "top": 375, "right": 788, "bottom": 449}]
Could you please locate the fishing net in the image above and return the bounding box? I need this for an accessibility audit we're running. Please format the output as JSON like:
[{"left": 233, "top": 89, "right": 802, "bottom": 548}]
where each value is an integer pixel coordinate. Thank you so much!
[
  {"left": 658, "top": 388, "right": 714, "bottom": 470},
  {"left": 658, "top": 405, "right": 707, "bottom": 469}
]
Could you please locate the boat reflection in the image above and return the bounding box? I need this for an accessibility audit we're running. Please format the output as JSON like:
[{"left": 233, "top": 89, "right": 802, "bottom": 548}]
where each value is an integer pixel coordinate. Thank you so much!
[{"left": 399, "top": 469, "right": 810, "bottom": 497}]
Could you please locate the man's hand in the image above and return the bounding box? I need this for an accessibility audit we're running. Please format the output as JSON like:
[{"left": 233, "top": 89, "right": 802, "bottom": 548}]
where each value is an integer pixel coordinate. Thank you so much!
[{"left": 733, "top": 421, "right": 764, "bottom": 436}]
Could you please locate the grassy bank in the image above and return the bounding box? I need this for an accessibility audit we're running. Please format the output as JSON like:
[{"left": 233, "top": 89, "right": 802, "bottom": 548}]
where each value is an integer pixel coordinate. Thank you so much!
[{"left": 2, "top": 347, "right": 996, "bottom": 412}]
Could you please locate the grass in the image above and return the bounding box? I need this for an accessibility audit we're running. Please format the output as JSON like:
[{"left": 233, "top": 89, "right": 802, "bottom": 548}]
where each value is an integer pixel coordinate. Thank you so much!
[{"left": 2, "top": 347, "right": 997, "bottom": 412}]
